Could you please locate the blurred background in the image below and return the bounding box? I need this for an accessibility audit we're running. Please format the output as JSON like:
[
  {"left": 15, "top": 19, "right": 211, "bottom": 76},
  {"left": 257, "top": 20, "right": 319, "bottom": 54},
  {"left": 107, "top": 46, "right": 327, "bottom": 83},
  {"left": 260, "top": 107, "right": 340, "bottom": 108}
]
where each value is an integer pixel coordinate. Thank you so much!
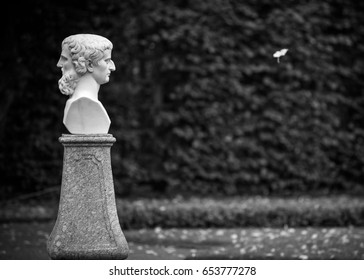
[{"left": 1, "top": 0, "right": 364, "bottom": 201}]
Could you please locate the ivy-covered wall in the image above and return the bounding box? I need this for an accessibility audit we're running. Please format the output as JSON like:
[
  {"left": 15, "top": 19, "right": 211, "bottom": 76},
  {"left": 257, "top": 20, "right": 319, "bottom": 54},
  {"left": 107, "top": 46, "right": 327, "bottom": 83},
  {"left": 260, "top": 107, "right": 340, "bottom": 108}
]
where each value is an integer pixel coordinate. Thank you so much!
[{"left": 1, "top": 0, "right": 364, "bottom": 198}]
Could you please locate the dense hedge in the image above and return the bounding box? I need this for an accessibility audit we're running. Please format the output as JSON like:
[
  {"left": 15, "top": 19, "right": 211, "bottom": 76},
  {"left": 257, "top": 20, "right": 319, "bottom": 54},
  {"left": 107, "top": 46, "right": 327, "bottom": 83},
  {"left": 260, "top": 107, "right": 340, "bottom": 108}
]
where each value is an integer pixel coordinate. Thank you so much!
[{"left": 1, "top": 0, "right": 364, "bottom": 197}]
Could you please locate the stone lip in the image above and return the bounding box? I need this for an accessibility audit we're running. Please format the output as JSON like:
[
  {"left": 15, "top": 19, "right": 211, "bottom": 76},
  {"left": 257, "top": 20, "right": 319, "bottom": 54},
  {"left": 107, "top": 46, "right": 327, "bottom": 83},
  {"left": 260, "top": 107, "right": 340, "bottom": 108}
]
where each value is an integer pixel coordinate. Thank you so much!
[
  {"left": 48, "top": 133, "right": 128, "bottom": 260},
  {"left": 59, "top": 134, "right": 116, "bottom": 146}
]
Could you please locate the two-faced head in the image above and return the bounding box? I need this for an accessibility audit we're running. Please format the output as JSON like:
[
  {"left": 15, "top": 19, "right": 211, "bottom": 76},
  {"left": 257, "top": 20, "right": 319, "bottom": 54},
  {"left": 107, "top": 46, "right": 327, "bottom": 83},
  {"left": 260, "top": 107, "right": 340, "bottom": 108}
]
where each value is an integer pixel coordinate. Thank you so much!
[{"left": 57, "top": 34, "right": 116, "bottom": 96}]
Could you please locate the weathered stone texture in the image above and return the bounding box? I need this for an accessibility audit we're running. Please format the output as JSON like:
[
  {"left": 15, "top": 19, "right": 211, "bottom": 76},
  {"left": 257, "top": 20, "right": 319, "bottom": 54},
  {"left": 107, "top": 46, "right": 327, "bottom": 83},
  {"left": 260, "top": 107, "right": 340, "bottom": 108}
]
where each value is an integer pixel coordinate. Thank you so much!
[{"left": 47, "top": 134, "right": 128, "bottom": 259}]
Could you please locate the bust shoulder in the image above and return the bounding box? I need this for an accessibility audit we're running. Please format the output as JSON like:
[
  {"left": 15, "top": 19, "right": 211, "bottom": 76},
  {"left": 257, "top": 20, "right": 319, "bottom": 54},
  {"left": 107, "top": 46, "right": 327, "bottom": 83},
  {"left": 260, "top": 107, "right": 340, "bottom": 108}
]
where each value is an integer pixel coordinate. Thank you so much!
[{"left": 63, "top": 97, "right": 111, "bottom": 134}]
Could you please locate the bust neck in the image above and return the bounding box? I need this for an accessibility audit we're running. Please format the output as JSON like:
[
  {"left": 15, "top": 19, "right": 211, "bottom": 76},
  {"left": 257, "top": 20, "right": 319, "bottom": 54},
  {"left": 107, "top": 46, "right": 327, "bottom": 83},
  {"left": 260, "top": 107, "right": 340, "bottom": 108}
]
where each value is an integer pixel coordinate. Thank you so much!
[{"left": 71, "top": 74, "right": 100, "bottom": 101}]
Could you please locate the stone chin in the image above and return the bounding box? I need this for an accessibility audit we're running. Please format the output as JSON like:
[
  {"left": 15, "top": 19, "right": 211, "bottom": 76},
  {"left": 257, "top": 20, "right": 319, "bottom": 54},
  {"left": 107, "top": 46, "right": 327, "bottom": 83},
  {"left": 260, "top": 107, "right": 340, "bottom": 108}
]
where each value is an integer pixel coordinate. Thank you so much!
[{"left": 58, "top": 73, "right": 79, "bottom": 96}]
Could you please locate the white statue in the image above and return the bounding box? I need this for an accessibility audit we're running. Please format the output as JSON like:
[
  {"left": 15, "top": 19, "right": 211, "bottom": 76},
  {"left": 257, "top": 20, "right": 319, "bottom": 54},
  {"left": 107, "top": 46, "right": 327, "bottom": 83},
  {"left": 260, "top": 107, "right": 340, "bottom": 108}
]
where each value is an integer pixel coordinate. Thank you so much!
[{"left": 57, "top": 34, "right": 116, "bottom": 134}]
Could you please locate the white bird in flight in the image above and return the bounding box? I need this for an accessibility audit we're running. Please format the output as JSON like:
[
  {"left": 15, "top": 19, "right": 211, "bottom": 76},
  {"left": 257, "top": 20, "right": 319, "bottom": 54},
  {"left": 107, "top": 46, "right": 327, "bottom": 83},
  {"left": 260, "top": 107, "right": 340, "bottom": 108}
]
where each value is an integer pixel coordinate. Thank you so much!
[{"left": 273, "top": 49, "right": 288, "bottom": 63}]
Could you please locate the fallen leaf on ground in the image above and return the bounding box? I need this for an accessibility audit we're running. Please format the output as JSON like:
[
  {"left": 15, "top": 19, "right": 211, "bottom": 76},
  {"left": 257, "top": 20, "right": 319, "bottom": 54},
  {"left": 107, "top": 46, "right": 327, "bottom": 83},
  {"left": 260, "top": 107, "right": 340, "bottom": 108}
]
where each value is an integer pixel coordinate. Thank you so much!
[{"left": 146, "top": 250, "right": 158, "bottom": 256}]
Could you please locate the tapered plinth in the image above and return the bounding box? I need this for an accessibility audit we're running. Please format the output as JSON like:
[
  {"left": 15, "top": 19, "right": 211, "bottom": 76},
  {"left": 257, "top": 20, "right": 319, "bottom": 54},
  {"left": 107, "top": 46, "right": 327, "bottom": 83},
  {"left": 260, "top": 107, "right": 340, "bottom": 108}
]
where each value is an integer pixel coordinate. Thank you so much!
[{"left": 47, "top": 134, "right": 129, "bottom": 259}]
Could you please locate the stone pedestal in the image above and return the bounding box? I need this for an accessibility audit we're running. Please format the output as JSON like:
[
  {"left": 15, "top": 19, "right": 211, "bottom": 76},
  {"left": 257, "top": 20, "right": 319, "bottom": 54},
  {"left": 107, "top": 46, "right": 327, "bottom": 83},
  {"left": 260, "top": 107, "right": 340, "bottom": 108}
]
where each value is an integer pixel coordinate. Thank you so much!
[{"left": 47, "top": 134, "right": 129, "bottom": 259}]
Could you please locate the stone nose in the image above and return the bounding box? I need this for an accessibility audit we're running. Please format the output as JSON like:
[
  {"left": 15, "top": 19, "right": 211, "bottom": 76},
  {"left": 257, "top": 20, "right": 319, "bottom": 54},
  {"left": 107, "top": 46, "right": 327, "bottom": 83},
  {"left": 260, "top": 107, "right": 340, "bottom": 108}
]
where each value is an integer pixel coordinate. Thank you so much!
[
  {"left": 57, "top": 58, "right": 62, "bottom": 68},
  {"left": 109, "top": 60, "right": 116, "bottom": 71}
]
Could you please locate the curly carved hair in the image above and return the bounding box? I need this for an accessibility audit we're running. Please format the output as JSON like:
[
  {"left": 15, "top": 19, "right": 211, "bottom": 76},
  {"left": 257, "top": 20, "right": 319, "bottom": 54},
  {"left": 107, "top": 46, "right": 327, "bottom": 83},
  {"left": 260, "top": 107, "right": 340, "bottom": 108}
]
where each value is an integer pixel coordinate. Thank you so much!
[{"left": 62, "top": 34, "right": 113, "bottom": 75}]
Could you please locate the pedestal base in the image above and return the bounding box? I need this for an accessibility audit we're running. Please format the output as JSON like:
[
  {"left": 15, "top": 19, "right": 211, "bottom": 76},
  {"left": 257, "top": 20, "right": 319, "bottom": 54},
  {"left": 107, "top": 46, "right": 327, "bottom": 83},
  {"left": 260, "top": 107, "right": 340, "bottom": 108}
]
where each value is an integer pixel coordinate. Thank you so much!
[{"left": 47, "top": 134, "right": 129, "bottom": 259}]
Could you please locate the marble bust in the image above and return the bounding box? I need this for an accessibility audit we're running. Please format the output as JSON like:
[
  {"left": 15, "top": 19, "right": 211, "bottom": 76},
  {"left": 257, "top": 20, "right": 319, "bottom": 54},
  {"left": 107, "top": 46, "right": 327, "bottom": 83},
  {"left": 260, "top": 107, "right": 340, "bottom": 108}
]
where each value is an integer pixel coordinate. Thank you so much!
[{"left": 57, "top": 34, "right": 116, "bottom": 134}]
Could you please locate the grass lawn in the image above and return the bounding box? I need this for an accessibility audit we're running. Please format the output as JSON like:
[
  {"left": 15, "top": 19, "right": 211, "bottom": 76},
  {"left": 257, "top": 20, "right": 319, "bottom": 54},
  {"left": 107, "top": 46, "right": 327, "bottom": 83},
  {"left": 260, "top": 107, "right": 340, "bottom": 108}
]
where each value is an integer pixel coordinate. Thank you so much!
[
  {"left": 1, "top": 195, "right": 363, "bottom": 260},
  {"left": 1, "top": 222, "right": 363, "bottom": 260}
]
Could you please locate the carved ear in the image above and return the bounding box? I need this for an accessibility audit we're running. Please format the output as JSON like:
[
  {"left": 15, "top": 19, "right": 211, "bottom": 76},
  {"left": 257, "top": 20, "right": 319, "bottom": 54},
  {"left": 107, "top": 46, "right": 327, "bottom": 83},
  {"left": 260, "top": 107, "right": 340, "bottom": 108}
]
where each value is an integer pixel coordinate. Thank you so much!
[{"left": 86, "top": 60, "right": 94, "bottom": 72}]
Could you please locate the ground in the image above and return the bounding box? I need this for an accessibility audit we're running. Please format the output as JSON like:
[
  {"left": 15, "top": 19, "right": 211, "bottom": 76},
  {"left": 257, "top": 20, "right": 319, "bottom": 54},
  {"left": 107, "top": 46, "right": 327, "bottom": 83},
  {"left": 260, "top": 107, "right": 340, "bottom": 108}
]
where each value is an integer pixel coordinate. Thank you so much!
[{"left": 1, "top": 222, "right": 363, "bottom": 260}]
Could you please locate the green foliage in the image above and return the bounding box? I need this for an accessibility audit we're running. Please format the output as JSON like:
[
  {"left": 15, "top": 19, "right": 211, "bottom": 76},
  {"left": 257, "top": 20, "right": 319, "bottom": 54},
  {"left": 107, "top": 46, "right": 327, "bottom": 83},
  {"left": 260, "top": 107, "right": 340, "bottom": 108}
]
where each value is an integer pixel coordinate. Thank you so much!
[{"left": 1, "top": 0, "right": 364, "bottom": 197}]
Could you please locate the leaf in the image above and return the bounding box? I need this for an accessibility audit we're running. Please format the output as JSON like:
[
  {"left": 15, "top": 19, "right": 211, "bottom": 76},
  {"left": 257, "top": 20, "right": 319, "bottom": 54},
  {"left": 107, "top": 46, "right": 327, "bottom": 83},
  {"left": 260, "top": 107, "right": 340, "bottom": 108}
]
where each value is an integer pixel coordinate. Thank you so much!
[
  {"left": 341, "top": 235, "right": 349, "bottom": 244},
  {"left": 249, "top": 245, "right": 258, "bottom": 252},
  {"left": 231, "top": 233, "right": 238, "bottom": 242},
  {"left": 154, "top": 227, "right": 162, "bottom": 233},
  {"left": 273, "top": 48, "right": 289, "bottom": 62},
  {"left": 216, "top": 230, "right": 225, "bottom": 236},
  {"left": 146, "top": 250, "right": 158, "bottom": 256},
  {"left": 165, "top": 247, "right": 176, "bottom": 253},
  {"left": 273, "top": 49, "right": 289, "bottom": 57}
]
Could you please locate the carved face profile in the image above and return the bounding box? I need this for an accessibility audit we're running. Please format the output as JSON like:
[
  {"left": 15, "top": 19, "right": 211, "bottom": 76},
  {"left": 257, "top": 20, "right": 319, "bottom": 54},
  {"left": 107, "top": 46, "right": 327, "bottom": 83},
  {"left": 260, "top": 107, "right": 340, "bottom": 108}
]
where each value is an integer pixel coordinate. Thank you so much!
[
  {"left": 90, "top": 49, "right": 116, "bottom": 85},
  {"left": 57, "top": 45, "right": 79, "bottom": 95},
  {"left": 57, "top": 34, "right": 114, "bottom": 96}
]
